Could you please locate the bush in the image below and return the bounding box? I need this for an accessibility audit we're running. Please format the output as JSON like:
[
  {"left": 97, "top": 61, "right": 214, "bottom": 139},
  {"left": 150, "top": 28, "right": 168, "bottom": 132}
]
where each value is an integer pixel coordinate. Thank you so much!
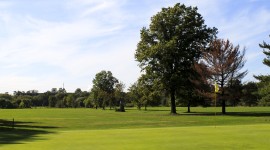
[
  {"left": 0, "top": 98, "right": 15, "bottom": 108},
  {"left": 258, "top": 96, "right": 270, "bottom": 106},
  {"left": 125, "top": 103, "right": 134, "bottom": 107},
  {"left": 19, "top": 99, "right": 31, "bottom": 108}
]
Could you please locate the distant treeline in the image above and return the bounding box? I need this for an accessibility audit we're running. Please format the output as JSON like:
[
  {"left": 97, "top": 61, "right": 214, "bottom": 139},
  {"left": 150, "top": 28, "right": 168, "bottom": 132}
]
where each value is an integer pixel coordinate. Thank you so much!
[{"left": 0, "top": 80, "right": 263, "bottom": 109}]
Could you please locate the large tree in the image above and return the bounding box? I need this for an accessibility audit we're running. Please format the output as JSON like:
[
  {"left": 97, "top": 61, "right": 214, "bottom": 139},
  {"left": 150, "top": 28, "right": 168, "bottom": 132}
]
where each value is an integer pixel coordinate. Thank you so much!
[
  {"left": 203, "top": 39, "right": 247, "bottom": 114},
  {"left": 254, "top": 35, "right": 270, "bottom": 106},
  {"left": 92, "top": 70, "right": 118, "bottom": 109},
  {"left": 114, "top": 82, "right": 126, "bottom": 112},
  {"left": 128, "top": 82, "right": 144, "bottom": 110},
  {"left": 135, "top": 3, "right": 217, "bottom": 114}
]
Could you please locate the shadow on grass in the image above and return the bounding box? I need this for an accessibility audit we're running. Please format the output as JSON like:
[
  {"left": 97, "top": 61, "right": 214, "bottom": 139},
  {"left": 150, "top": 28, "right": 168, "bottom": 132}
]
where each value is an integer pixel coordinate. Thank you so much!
[
  {"left": 226, "top": 112, "right": 270, "bottom": 117},
  {"left": 143, "top": 109, "right": 170, "bottom": 112},
  {"left": 0, "top": 119, "right": 58, "bottom": 145},
  {"left": 181, "top": 112, "right": 270, "bottom": 117}
]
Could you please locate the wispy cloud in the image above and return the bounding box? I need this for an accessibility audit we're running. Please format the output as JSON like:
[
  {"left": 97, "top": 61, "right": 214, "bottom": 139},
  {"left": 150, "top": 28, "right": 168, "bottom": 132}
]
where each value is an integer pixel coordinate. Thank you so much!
[{"left": 0, "top": 0, "right": 142, "bottom": 93}]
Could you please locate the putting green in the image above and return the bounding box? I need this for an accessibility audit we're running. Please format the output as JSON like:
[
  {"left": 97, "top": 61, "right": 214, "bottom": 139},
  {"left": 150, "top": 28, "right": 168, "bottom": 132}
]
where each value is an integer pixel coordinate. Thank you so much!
[{"left": 2, "top": 124, "right": 270, "bottom": 150}]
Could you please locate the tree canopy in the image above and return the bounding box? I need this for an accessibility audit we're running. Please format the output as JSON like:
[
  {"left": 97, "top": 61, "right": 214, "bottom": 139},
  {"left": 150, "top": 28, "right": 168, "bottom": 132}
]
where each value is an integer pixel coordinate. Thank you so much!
[
  {"left": 92, "top": 70, "right": 119, "bottom": 109},
  {"left": 254, "top": 35, "right": 270, "bottom": 106},
  {"left": 203, "top": 39, "right": 247, "bottom": 114},
  {"left": 259, "top": 35, "right": 270, "bottom": 67},
  {"left": 135, "top": 3, "right": 217, "bottom": 114},
  {"left": 92, "top": 70, "right": 118, "bottom": 94}
]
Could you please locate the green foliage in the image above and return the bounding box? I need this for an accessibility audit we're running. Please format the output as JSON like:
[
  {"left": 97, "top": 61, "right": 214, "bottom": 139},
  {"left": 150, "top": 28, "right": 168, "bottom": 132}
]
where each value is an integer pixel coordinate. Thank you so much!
[
  {"left": 83, "top": 95, "right": 93, "bottom": 108},
  {"left": 0, "top": 98, "right": 13, "bottom": 108},
  {"left": 114, "top": 82, "right": 125, "bottom": 100},
  {"left": 55, "top": 88, "right": 67, "bottom": 102},
  {"left": 240, "top": 82, "right": 259, "bottom": 106},
  {"left": 128, "top": 82, "right": 144, "bottom": 110},
  {"left": 0, "top": 94, "right": 12, "bottom": 100},
  {"left": 135, "top": 3, "right": 217, "bottom": 113},
  {"left": 75, "top": 97, "right": 86, "bottom": 108},
  {"left": 0, "top": 94, "right": 14, "bottom": 108},
  {"left": 66, "top": 94, "right": 75, "bottom": 108},
  {"left": 114, "top": 82, "right": 126, "bottom": 112},
  {"left": 258, "top": 96, "right": 270, "bottom": 106},
  {"left": 48, "top": 96, "right": 57, "bottom": 107},
  {"left": 257, "top": 82, "right": 270, "bottom": 106},
  {"left": 74, "top": 88, "right": 82, "bottom": 97},
  {"left": 18, "top": 99, "right": 32, "bottom": 108},
  {"left": 128, "top": 74, "right": 162, "bottom": 110},
  {"left": 14, "top": 96, "right": 32, "bottom": 108},
  {"left": 226, "top": 79, "right": 243, "bottom": 106},
  {"left": 92, "top": 70, "right": 118, "bottom": 94},
  {"left": 91, "top": 70, "right": 119, "bottom": 109},
  {"left": 254, "top": 36, "right": 270, "bottom": 106},
  {"left": 259, "top": 35, "right": 270, "bottom": 67},
  {"left": 87, "top": 86, "right": 100, "bottom": 109}
]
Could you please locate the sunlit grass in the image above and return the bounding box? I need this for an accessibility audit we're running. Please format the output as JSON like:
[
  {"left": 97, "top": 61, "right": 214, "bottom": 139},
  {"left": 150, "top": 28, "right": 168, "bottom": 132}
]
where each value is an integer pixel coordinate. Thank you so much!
[{"left": 1, "top": 107, "right": 270, "bottom": 149}]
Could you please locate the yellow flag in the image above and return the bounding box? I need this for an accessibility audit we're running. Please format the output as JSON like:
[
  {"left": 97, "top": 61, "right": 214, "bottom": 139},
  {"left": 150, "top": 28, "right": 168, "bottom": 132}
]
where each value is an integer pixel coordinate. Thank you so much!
[{"left": 214, "top": 82, "right": 219, "bottom": 93}]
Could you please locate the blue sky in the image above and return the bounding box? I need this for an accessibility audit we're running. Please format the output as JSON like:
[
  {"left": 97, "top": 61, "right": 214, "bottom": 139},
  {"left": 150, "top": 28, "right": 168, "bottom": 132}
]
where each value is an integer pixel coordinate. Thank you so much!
[{"left": 0, "top": 0, "right": 270, "bottom": 94}]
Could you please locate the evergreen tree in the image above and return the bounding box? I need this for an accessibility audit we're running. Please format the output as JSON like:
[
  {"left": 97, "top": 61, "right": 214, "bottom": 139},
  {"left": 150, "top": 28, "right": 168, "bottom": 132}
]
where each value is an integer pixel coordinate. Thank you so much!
[{"left": 254, "top": 35, "right": 270, "bottom": 106}]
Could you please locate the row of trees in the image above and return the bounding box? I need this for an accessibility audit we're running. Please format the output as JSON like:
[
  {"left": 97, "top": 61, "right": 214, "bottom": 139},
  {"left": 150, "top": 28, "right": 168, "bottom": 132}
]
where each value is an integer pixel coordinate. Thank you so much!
[
  {"left": 0, "top": 88, "right": 89, "bottom": 109},
  {"left": 0, "top": 73, "right": 261, "bottom": 110}
]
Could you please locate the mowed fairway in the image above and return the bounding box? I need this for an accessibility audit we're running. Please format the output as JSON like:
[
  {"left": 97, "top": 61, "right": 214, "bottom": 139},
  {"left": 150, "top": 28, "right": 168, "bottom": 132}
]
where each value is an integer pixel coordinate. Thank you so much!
[{"left": 1, "top": 107, "right": 270, "bottom": 149}]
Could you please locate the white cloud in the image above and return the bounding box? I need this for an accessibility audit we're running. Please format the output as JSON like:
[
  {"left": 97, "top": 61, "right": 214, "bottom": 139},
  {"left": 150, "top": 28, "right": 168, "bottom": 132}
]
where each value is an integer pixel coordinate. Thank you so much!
[
  {"left": 0, "top": 0, "right": 142, "bottom": 93},
  {"left": 218, "top": 8, "right": 270, "bottom": 43}
]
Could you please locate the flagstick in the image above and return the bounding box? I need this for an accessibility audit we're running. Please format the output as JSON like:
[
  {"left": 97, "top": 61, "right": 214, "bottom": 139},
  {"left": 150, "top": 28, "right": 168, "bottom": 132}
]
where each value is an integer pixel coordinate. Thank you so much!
[
  {"left": 215, "top": 92, "right": 217, "bottom": 128},
  {"left": 214, "top": 82, "right": 218, "bottom": 128}
]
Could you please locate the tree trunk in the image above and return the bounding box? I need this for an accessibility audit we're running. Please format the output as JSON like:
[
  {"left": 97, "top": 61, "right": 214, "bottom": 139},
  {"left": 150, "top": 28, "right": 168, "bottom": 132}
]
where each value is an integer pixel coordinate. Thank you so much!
[
  {"left": 187, "top": 91, "right": 191, "bottom": 113},
  {"left": 144, "top": 100, "right": 147, "bottom": 111},
  {"left": 137, "top": 104, "right": 141, "bottom": 110},
  {"left": 222, "top": 99, "right": 226, "bottom": 114},
  {"left": 187, "top": 100, "right": 191, "bottom": 113},
  {"left": 119, "top": 99, "right": 125, "bottom": 112},
  {"left": 170, "top": 88, "right": 177, "bottom": 114},
  {"left": 221, "top": 89, "right": 226, "bottom": 114}
]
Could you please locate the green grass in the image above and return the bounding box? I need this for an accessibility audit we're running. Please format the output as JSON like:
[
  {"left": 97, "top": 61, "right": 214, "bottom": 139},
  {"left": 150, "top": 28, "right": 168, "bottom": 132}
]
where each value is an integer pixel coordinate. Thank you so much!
[{"left": 1, "top": 107, "right": 270, "bottom": 149}]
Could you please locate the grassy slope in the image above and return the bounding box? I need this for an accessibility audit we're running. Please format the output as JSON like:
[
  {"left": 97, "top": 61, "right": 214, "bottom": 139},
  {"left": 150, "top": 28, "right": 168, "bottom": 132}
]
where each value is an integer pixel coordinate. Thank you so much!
[{"left": 1, "top": 107, "right": 270, "bottom": 149}]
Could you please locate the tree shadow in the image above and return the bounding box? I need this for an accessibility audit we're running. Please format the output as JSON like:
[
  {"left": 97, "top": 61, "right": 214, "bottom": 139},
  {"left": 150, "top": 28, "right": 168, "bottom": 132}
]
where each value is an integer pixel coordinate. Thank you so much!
[
  {"left": 181, "top": 112, "right": 270, "bottom": 117},
  {"left": 226, "top": 112, "right": 270, "bottom": 117},
  {"left": 181, "top": 112, "right": 222, "bottom": 116},
  {"left": 0, "top": 119, "right": 58, "bottom": 145},
  {"left": 144, "top": 109, "right": 170, "bottom": 112}
]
